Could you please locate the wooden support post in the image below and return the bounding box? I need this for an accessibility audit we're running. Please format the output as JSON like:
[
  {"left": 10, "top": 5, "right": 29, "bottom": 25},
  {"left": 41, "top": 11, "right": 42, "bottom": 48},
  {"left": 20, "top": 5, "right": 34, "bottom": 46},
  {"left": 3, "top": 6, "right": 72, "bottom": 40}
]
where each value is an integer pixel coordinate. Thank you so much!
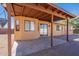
[
  {"left": 6, "top": 4, "right": 12, "bottom": 56},
  {"left": 51, "top": 14, "right": 53, "bottom": 47},
  {"left": 67, "top": 17, "right": 69, "bottom": 41}
]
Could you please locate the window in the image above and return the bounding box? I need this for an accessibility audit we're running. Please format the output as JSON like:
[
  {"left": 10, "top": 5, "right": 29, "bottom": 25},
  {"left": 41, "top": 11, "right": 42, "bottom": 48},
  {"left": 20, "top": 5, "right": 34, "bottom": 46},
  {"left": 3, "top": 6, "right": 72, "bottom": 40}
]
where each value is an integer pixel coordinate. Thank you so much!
[
  {"left": 15, "top": 20, "right": 20, "bottom": 31},
  {"left": 62, "top": 26, "right": 63, "bottom": 30},
  {"left": 30, "top": 22, "right": 35, "bottom": 31},
  {"left": 56, "top": 25, "right": 61, "bottom": 31},
  {"left": 40, "top": 24, "right": 48, "bottom": 36},
  {"left": 24, "top": 21, "right": 35, "bottom": 31},
  {"left": 25, "top": 21, "right": 30, "bottom": 31}
]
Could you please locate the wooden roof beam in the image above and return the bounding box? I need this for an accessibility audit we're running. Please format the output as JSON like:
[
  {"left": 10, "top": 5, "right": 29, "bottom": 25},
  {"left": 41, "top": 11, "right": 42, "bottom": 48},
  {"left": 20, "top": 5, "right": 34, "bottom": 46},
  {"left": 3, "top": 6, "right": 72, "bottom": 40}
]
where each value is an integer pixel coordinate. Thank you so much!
[
  {"left": 39, "top": 13, "right": 50, "bottom": 18},
  {"left": 12, "top": 4, "right": 16, "bottom": 16},
  {"left": 9, "top": 3, "right": 15, "bottom": 16},
  {"left": 48, "top": 3, "right": 75, "bottom": 18},
  {"left": 35, "top": 12, "right": 44, "bottom": 18},
  {"left": 54, "top": 13, "right": 66, "bottom": 19},
  {"left": 14, "top": 3, "right": 52, "bottom": 15},
  {"left": 12, "top": 3, "right": 68, "bottom": 19},
  {"left": 21, "top": 6, "right": 25, "bottom": 16}
]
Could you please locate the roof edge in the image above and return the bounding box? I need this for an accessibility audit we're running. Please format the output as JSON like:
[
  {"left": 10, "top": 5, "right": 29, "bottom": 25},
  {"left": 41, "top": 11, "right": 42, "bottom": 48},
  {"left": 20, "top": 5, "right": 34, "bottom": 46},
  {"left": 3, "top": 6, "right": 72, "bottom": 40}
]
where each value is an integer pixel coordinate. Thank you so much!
[{"left": 47, "top": 3, "right": 76, "bottom": 18}]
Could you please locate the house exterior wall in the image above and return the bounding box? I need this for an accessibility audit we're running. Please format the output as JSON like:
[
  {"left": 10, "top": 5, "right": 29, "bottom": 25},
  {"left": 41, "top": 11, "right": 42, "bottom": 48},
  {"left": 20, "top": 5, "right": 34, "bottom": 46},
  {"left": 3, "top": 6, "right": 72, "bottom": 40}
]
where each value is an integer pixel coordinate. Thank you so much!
[
  {"left": 53, "top": 23, "right": 65, "bottom": 36},
  {"left": 14, "top": 16, "right": 73, "bottom": 40},
  {"left": 14, "top": 16, "right": 40, "bottom": 40},
  {"left": 66, "top": 25, "right": 73, "bottom": 35}
]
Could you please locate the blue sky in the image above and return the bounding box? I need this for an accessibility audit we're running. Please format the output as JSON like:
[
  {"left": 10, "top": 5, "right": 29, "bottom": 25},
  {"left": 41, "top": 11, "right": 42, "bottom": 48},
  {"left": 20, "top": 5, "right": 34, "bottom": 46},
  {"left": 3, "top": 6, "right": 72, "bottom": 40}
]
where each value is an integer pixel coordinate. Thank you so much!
[
  {"left": 56, "top": 3, "right": 79, "bottom": 16},
  {"left": 0, "top": 3, "right": 79, "bottom": 29},
  {"left": 0, "top": 4, "right": 14, "bottom": 29}
]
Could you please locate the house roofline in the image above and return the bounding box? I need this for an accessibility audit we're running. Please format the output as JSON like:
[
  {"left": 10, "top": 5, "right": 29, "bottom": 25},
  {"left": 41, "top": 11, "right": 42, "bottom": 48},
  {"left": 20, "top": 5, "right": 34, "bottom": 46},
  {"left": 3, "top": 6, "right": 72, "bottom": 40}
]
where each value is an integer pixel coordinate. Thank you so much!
[{"left": 48, "top": 3, "right": 76, "bottom": 18}]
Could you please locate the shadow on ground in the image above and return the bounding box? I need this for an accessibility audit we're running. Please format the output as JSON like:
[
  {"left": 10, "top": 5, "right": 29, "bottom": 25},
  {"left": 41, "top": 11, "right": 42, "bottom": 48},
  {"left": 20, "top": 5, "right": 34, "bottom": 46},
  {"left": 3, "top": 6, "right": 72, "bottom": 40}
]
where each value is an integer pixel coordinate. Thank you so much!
[{"left": 13, "top": 34, "right": 79, "bottom": 56}]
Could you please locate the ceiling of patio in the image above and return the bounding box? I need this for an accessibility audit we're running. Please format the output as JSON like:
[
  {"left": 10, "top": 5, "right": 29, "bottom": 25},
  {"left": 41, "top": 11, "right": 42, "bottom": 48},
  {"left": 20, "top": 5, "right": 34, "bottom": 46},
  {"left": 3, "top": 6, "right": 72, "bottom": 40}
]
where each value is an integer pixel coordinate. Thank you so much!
[
  {"left": 11, "top": 3, "right": 51, "bottom": 21},
  {"left": 10, "top": 3, "right": 74, "bottom": 22}
]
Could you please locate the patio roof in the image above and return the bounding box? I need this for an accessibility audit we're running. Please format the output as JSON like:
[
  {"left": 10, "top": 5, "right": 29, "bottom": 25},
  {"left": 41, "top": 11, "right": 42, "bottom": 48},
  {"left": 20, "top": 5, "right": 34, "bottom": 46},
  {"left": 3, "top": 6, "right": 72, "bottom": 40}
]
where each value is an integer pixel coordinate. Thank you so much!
[
  {"left": 48, "top": 3, "right": 76, "bottom": 18},
  {"left": 4, "top": 3, "right": 75, "bottom": 21}
]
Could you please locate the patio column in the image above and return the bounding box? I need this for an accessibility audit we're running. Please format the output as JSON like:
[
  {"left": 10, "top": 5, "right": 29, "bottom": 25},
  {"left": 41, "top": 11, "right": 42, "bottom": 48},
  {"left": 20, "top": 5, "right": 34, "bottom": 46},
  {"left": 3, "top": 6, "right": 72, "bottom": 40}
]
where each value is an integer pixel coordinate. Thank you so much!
[
  {"left": 51, "top": 14, "right": 54, "bottom": 47},
  {"left": 6, "top": 4, "right": 12, "bottom": 56},
  {"left": 66, "top": 17, "right": 69, "bottom": 41}
]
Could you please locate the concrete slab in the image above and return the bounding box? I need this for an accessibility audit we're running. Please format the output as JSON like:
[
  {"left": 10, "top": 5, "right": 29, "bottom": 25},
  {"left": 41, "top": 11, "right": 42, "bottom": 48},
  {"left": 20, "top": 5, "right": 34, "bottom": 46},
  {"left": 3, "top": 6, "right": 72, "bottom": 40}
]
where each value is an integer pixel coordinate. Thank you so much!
[
  {"left": 53, "top": 38, "right": 66, "bottom": 46},
  {"left": 12, "top": 36, "right": 67, "bottom": 56},
  {"left": 29, "top": 41, "right": 79, "bottom": 56},
  {"left": 12, "top": 34, "right": 79, "bottom": 56}
]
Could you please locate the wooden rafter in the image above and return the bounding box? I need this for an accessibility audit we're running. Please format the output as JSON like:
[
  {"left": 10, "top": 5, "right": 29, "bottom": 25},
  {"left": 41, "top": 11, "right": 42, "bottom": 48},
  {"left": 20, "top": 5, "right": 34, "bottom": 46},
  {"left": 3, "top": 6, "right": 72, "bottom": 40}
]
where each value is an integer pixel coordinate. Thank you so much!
[
  {"left": 21, "top": 6, "right": 25, "bottom": 16},
  {"left": 15, "top": 3, "right": 52, "bottom": 14},
  {"left": 13, "top": 4, "right": 23, "bottom": 15},
  {"left": 47, "top": 6, "right": 53, "bottom": 10},
  {"left": 39, "top": 13, "right": 49, "bottom": 18},
  {"left": 32, "top": 11, "right": 41, "bottom": 18},
  {"left": 48, "top": 3, "right": 75, "bottom": 18},
  {"left": 39, "top": 3, "right": 48, "bottom": 9},
  {"left": 35, "top": 12, "right": 43, "bottom": 18},
  {"left": 28, "top": 9, "right": 38, "bottom": 17},
  {"left": 21, "top": 7, "right": 31, "bottom": 17},
  {"left": 11, "top": 3, "right": 15, "bottom": 16},
  {"left": 12, "top": 3, "right": 74, "bottom": 20}
]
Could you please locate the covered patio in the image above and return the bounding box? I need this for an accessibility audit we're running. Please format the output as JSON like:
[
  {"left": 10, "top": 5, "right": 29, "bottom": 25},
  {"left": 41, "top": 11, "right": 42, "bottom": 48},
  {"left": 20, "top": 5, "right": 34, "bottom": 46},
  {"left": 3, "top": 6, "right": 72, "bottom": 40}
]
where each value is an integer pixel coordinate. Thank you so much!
[
  {"left": 29, "top": 35, "right": 79, "bottom": 56},
  {"left": 15, "top": 36, "right": 67, "bottom": 56},
  {"left": 13, "top": 34, "right": 79, "bottom": 56},
  {"left": 3, "top": 3, "right": 75, "bottom": 56}
]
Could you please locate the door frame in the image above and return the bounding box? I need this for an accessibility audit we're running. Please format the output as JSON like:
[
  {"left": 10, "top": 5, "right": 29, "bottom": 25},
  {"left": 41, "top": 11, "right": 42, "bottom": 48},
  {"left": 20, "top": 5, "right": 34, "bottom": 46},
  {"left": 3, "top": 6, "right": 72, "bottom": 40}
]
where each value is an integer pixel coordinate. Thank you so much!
[{"left": 39, "top": 23, "right": 48, "bottom": 36}]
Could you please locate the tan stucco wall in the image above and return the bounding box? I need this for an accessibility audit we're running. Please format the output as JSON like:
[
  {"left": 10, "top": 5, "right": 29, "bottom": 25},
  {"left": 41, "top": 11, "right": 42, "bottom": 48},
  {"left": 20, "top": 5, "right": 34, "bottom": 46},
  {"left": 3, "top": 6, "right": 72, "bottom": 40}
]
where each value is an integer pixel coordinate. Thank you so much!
[
  {"left": 53, "top": 23, "right": 65, "bottom": 36},
  {"left": 64, "top": 25, "right": 73, "bottom": 35},
  {"left": 14, "top": 16, "right": 40, "bottom": 40},
  {"left": 14, "top": 16, "right": 51, "bottom": 40},
  {"left": 14, "top": 16, "right": 73, "bottom": 40}
]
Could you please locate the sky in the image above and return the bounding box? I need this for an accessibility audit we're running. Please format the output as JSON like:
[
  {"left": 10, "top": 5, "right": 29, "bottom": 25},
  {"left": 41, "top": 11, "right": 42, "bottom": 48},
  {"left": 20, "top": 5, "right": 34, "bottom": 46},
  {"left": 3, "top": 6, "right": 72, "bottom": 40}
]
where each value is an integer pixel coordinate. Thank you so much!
[
  {"left": 56, "top": 3, "right": 79, "bottom": 16},
  {"left": 0, "top": 3, "right": 79, "bottom": 29},
  {"left": 0, "top": 4, "right": 14, "bottom": 29}
]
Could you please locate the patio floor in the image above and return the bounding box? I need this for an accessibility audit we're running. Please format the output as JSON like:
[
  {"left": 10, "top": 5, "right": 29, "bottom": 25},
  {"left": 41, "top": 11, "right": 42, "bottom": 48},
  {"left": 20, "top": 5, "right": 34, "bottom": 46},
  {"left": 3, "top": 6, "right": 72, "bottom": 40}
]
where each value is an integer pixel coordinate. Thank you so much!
[
  {"left": 12, "top": 34, "right": 79, "bottom": 56},
  {"left": 29, "top": 41, "right": 79, "bottom": 56}
]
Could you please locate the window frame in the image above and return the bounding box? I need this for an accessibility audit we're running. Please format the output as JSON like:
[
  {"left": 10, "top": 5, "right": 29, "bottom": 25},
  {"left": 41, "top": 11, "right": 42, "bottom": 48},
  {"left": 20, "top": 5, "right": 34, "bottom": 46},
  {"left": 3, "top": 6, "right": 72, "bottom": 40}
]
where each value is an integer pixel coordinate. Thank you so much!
[
  {"left": 56, "top": 25, "right": 61, "bottom": 31},
  {"left": 40, "top": 23, "right": 48, "bottom": 36},
  {"left": 24, "top": 20, "right": 35, "bottom": 32},
  {"left": 15, "top": 20, "right": 20, "bottom": 31}
]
